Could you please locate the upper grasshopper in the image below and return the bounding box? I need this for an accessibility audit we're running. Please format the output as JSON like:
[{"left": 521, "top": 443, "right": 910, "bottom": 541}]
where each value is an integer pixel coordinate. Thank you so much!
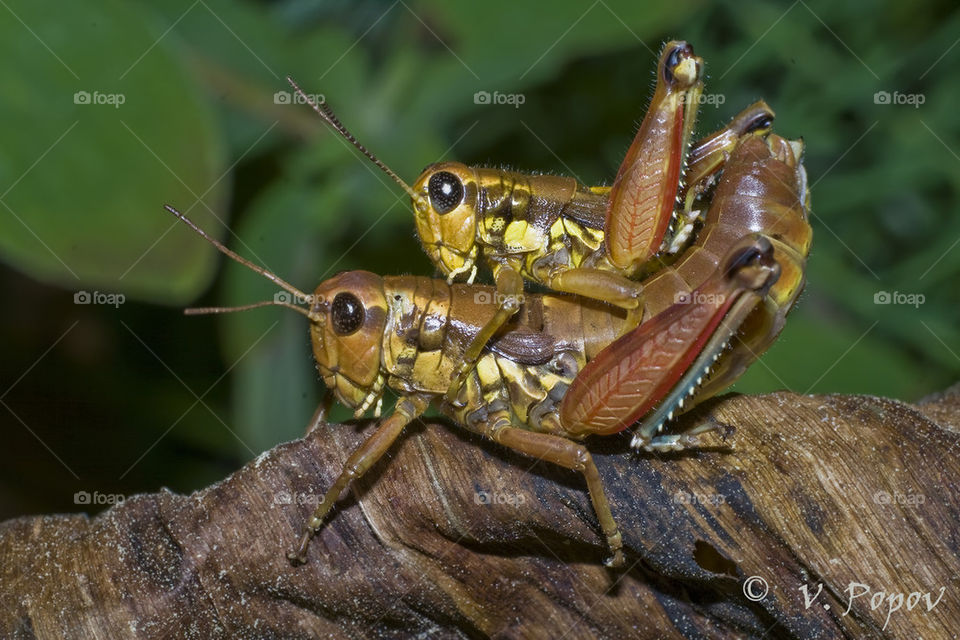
[{"left": 287, "top": 41, "right": 776, "bottom": 399}]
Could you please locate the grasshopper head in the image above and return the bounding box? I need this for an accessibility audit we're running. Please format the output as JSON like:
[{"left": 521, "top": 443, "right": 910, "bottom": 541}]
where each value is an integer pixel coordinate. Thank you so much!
[
  {"left": 411, "top": 161, "right": 480, "bottom": 280},
  {"left": 309, "top": 271, "right": 388, "bottom": 411}
]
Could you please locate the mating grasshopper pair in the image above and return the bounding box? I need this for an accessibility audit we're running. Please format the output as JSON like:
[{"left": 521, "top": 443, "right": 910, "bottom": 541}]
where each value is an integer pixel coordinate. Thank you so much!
[
  {"left": 167, "top": 42, "right": 811, "bottom": 567},
  {"left": 288, "top": 42, "right": 778, "bottom": 404}
]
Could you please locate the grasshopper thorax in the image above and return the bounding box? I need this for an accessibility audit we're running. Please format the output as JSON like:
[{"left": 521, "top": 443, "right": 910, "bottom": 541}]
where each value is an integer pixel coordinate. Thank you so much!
[{"left": 411, "top": 161, "right": 481, "bottom": 281}]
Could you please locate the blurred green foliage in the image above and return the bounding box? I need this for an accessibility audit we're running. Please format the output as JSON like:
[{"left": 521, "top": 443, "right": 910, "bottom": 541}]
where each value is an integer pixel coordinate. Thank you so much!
[{"left": 1, "top": 0, "right": 958, "bottom": 517}]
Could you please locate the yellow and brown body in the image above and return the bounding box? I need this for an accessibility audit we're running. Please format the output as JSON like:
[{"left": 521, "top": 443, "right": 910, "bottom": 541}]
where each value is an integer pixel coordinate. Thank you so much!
[
  {"left": 409, "top": 41, "right": 708, "bottom": 293},
  {"left": 308, "top": 270, "right": 627, "bottom": 436},
  {"left": 411, "top": 164, "right": 615, "bottom": 281}
]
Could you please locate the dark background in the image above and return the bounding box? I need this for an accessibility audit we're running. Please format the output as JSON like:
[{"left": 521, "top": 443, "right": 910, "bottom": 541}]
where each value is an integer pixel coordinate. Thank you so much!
[{"left": 1, "top": 0, "right": 958, "bottom": 520}]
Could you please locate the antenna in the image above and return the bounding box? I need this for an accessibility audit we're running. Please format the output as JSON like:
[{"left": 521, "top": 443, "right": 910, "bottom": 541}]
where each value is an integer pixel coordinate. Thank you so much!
[
  {"left": 164, "top": 204, "right": 320, "bottom": 321},
  {"left": 286, "top": 76, "right": 422, "bottom": 202},
  {"left": 184, "top": 300, "right": 313, "bottom": 320}
]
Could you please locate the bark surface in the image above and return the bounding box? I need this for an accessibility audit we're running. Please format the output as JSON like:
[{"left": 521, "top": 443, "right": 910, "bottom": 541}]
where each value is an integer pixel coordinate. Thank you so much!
[{"left": 2, "top": 386, "right": 959, "bottom": 639}]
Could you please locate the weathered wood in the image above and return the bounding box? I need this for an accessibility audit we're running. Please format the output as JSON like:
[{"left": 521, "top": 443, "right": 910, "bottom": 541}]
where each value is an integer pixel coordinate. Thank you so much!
[{"left": 1, "top": 387, "right": 958, "bottom": 639}]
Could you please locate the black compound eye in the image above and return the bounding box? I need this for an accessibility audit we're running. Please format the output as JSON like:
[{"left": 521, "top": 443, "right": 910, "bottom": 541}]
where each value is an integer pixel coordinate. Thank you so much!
[
  {"left": 331, "top": 292, "right": 364, "bottom": 336},
  {"left": 428, "top": 171, "right": 464, "bottom": 214}
]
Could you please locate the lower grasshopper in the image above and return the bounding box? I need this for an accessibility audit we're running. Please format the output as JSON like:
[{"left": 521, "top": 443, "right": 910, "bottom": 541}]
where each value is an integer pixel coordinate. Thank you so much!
[
  {"left": 167, "top": 204, "right": 777, "bottom": 568},
  {"left": 164, "top": 132, "right": 809, "bottom": 568},
  {"left": 288, "top": 42, "right": 776, "bottom": 399}
]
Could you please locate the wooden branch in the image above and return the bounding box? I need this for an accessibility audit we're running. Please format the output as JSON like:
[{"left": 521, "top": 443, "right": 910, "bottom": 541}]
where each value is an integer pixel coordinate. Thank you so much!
[{"left": 2, "top": 387, "right": 959, "bottom": 639}]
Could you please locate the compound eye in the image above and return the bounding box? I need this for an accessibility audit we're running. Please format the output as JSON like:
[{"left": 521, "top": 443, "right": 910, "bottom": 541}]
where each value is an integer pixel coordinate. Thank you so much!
[
  {"left": 331, "top": 292, "right": 364, "bottom": 336},
  {"left": 428, "top": 171, "right": 464, "bottom": 214}
]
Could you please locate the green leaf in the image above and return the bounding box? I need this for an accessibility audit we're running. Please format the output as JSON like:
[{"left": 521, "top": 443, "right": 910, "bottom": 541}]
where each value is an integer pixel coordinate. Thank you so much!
[{"left": 0, "top": 0, "right": 227, "bottom": 302}]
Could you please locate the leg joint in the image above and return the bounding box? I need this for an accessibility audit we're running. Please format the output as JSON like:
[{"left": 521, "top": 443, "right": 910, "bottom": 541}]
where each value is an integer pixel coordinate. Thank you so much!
[{"left": 574, "top": 448, "right": 591, "bottom": 471}]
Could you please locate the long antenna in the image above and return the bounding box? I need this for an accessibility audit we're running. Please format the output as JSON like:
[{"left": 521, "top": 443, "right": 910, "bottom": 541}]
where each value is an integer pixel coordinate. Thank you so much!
[
  {"left": 164, "top": 204, "right": 319, "bottom": 321},
  {"left": 185, "top": 300, "right": 314, "bottom": 320},
  {"left": 286, "top": 76, "right": 422, "bottom": 202}
]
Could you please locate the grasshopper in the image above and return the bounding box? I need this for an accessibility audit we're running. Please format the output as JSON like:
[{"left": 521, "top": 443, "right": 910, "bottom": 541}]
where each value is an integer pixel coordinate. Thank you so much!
[
  {"left": 164, "top": 130, "right": 809, "bottom": 567},
  {"left": 287, "top": 42, "right": 777, "bottom": 399},
  {"left": 166, "top": 206, "right": 777, "bottom": 568}
]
